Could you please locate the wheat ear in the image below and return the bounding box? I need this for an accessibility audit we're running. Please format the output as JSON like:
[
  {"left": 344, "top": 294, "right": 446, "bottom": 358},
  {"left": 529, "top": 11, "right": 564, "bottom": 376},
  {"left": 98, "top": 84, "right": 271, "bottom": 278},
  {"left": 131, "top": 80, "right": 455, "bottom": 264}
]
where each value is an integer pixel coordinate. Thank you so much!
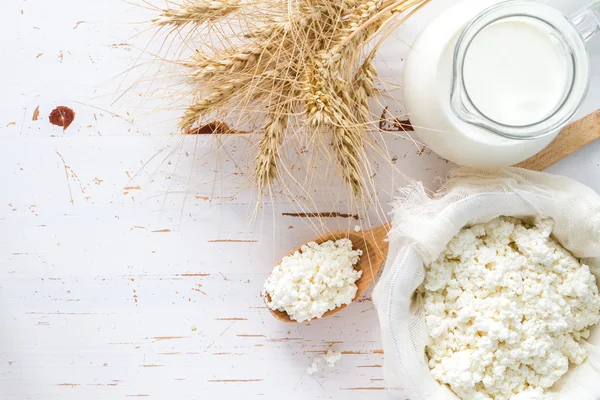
[
  {"left": 335, "top": 60, "right": 377, "bottom": 197},
  {"left": 154, "top": 0, "right": 244, "bottom": 27},
  {"left": 244, "top": 4, "right": 323, "bottom": 39},
  {"left": 351, "top": 56, "right": 377, "bottom": 124},
  {"left": 186, "top": 45, "right": 270, "bottom": 80},
  {"left": 333, "top": 122, "right": 364, "bottom": 196},
  {"left": 180, "top": 80, "right": 246, "bottom": 130},
  {"left": 327, "top": 56, "right": 377, "bottom": 197},
  {"left": 254, "top": 112, "right": 288, "bottom": 193}
]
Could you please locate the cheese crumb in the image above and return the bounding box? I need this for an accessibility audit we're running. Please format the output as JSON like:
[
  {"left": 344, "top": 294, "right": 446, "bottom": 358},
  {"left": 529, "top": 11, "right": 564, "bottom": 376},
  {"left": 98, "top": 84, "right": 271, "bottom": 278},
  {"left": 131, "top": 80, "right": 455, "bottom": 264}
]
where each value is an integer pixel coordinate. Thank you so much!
[
  {"left": 264, "top": 239, "right": 362, "bottom": 322},
  {"left": 423, "top": 217, "right": 600, "bottom": 400},
  {"left": 324, "top": 349, "right": 342, "bottom": 367},
  {"left": 307, "top": 358, "right": 321, "bottom": 375},
  {"left": 307, "top": 350, "right": 343, "bottom": 375}
]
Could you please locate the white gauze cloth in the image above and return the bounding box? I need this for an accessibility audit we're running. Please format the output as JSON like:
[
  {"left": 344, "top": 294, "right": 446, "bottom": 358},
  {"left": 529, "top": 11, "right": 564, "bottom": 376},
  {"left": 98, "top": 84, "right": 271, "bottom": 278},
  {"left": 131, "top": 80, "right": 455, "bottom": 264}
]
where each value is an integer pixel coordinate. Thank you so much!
[{"left": 373, "top": 168, "right": 600, "bottom": 400}]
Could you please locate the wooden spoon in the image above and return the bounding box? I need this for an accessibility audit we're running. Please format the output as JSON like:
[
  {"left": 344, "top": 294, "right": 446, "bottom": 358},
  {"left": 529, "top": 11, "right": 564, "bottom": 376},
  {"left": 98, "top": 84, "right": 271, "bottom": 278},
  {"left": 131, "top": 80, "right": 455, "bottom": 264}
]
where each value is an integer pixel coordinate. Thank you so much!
[{"left": 263, "top": 223, "right": 392, "bottom": 323}]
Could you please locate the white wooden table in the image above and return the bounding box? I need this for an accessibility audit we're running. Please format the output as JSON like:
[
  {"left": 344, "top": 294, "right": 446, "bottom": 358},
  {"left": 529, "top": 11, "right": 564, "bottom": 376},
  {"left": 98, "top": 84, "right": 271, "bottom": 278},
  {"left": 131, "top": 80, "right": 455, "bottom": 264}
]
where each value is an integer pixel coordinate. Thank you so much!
[{"left": 1, "top": 0, "right": 599, "bottom": 399}]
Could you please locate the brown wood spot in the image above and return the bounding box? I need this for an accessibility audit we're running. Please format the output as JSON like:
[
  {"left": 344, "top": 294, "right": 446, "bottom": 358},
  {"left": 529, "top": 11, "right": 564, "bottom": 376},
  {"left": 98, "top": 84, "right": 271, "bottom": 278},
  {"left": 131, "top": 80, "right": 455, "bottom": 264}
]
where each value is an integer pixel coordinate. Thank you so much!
[
  {"left": 282, "top": 212, "right": 359, "bottom": 220},
  {"left": 207, "top": 239, "right": 257, "bottom": 243},
  {"left": 49, "top": 106, "right": 76, "bottom": 130},
  {"left": 340, "top": 350, "right": 384, "bottom": 355},
  {"left": 214, "top": 317, "right": 247, "bottom": 321},
  {"left": 186, "top": 122, "right": 247, "bottom": 135},
  {"left": 153, "top": 336, "right": 186, "bottom": 341},
  {"left": 355, "top": 297, "right": 372, "bottom": 303},
  {"left": 379, "top": 107, "right": 413, "bottom": 132}
]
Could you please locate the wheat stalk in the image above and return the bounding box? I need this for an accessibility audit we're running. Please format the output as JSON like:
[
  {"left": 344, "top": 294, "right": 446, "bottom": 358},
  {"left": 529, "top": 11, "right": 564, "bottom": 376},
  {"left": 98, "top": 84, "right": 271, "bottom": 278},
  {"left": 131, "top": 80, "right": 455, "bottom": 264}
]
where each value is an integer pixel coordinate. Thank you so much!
[{"left": 154, "top": 0, "right": 428, "bottom": 199}]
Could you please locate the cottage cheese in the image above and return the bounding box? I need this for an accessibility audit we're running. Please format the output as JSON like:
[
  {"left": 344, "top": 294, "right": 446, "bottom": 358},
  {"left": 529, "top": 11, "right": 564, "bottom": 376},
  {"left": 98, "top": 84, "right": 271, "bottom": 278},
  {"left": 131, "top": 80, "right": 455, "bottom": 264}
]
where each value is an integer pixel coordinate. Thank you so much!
[
  {"left": 264, "top": 239, "right": 362, "bottom": 322},
  {"left": 423, "top": 217, "right": 600, "bottom": 400}
]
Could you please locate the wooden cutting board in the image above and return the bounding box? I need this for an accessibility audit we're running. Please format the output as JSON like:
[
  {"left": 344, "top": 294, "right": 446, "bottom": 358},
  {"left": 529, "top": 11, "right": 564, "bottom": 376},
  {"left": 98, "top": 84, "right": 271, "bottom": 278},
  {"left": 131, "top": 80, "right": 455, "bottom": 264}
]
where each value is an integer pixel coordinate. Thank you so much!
[{"left": 516, "top": 110, "right": 600, "bottom": 171}]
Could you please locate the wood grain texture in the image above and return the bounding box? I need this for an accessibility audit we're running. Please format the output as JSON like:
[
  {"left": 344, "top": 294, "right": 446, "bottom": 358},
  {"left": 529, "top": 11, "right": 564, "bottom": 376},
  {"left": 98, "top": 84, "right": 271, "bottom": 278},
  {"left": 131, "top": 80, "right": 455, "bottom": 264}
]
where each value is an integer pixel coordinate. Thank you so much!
[
  {"left": 1, "top": 0, "right": 599, "bottom": 399},
  {"left": 516, "top": 110, "right": 600, "bottom": 171}
]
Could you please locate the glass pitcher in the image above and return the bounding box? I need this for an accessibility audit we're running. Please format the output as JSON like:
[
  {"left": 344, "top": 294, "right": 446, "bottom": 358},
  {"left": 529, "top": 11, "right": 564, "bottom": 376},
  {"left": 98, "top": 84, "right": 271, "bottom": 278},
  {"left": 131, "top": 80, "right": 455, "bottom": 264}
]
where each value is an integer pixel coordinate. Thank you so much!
[
  {"left": 402, "top": 0, "right": 600, "bottom": 168},
  {"left": 452, "top": 0, "right": 599, "bottom": 140}
]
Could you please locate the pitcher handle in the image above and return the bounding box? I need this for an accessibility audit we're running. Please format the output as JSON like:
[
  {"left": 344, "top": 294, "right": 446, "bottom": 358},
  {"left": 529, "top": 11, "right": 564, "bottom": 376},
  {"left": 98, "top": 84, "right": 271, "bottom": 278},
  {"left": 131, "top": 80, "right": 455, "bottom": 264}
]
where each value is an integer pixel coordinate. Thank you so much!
[{"left": 572, "top": 2, "right": 600, "bottom": 41}]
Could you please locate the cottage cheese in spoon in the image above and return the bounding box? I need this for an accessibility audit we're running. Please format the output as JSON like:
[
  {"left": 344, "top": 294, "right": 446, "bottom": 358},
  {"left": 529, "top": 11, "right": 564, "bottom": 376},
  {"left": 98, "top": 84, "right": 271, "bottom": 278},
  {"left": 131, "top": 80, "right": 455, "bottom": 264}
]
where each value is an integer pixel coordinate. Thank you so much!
[{"left": 264, "top": 239, "right": 362, "bottom": 322}]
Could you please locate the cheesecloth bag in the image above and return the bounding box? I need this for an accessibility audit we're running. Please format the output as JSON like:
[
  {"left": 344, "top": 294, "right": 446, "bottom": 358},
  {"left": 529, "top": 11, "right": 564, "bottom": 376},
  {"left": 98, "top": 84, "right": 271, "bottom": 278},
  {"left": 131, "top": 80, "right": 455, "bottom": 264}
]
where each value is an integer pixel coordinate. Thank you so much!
[{"left": 373, "top": 168, "right": 600, "bottom": 400}]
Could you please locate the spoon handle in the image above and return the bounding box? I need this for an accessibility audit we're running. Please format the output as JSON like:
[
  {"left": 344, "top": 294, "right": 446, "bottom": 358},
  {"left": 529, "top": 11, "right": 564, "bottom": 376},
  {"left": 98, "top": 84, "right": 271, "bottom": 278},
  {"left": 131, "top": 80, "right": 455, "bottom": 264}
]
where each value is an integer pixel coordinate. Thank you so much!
[
  {"left": 366, "top": 222, "right": 393, "bottom": 258},
  {"left": 516, "top": 109, "right": 600, "bottom": 171},
  {"left": 363, "top": 222, "right": 392, "bottom": 266}
]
